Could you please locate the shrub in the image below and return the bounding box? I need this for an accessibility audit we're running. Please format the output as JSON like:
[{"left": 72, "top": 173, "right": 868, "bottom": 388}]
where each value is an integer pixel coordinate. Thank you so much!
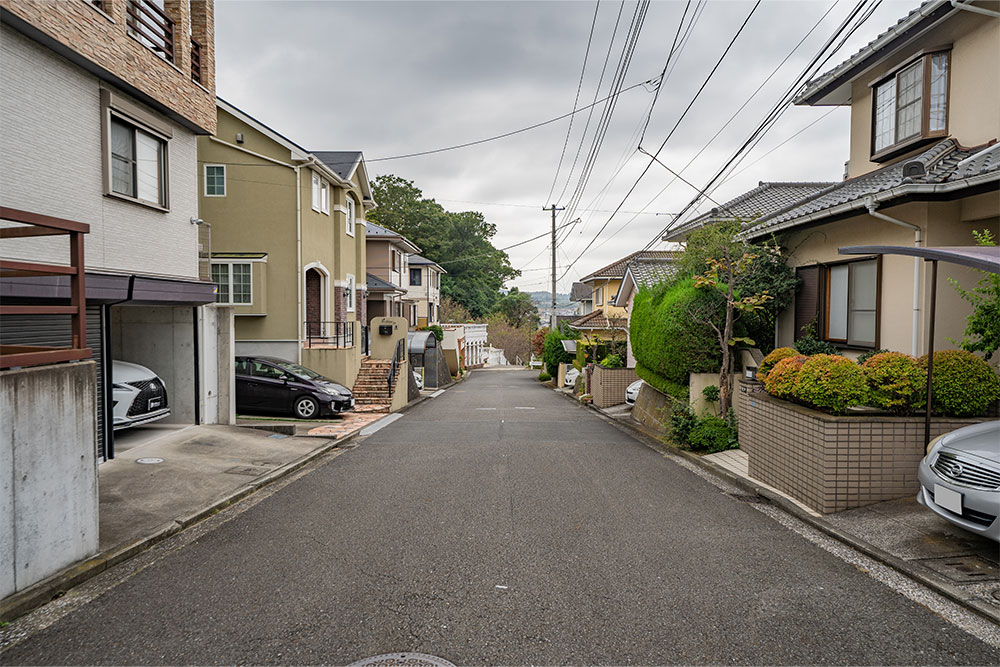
[
  {"left": 763, "top": 355, "right": 807, "bottom": 400},
  {"left": 630, "top": 278, "right": 724, "bottom": 386},
  {"left": 757, "top": 347, "right": 798, "bottom": 382},
  {"left": 419, "top": 324, "right": 444, "bottom": 341},
  {"left": 537, "top": 371, "right": 551, "bottom": 382},
  {"left": 702, "top": 384, "right": 720, "bottom": 403},
  {"left": 861, "top": 352, "right": 926, "bottom": 414},
  {"left": 542, "top": 330, "right": 574, "bottom": 376},
  {"left": 794, "top": 334, "right": 839, "bottom": 356},
  {"left": 793, "top": 354, "right": 867, "bottom": 415},
  {"left": 599, "top": 353, "right": 624, "bottom": 369},
  {"left": 919, "top": 349, "right": 1000, "bottom": 417},
  {"left": 857, "top": 348, "right": 891, "bottom": 365},
  {"left": 635, "top": 362, "right": 689, "bottom": 402},
  {"left": 668, "top": 399, "right": 699, "bottom": 447},
  {"left": 687, "top": 415, "right": 738, "bottom": 453}
]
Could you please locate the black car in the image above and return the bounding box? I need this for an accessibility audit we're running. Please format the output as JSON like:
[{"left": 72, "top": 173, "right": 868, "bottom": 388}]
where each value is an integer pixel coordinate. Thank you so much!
[{"left": 235, "top": 356, "right": 354, "bottom": 419}]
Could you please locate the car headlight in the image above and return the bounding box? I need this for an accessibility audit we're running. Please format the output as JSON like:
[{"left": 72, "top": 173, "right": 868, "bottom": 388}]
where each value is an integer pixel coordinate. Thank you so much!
[
  {"left": 925, "top": 433, "right": 946, "bottom": 457},
  {"left": 322, "top": 387, "right": 347, "bottom": 397}
]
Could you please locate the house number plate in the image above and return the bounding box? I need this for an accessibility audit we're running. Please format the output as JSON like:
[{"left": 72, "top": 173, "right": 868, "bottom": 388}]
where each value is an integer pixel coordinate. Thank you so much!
[{"left": 934, "top": 484, "right": 963, "bottom": 515}]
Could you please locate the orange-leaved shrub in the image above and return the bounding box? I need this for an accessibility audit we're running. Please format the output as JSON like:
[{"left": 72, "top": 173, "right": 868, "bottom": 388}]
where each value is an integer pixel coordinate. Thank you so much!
[
  {"left": 763, "top": 354, "right": 807, "bottom": 400},
  {"left": 861, "top": 352, "right": 926, "bottom": 415},
  {"left": 757, "top": 347, "right": 798, "bottom": 382},
  {"left": 793, "top": 354, "right": 867, "bottom": 415},
  {"left": 918, "top": 350, "right": 1000, "bottom": 417}
]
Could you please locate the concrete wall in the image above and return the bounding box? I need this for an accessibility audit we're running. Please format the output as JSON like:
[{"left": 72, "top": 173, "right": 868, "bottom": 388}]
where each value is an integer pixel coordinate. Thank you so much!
[
  {"left": 200, "top": 305, "right": 235, "bottom": 425},
  {"left": 1, "top": 362, "right": 99, "bottom": 599},
  {"left": 630, "top": 382, "right": 671, "bottom": 434},
  {"left": 301, "top": 322, "right": 363, "bottom": 389},
  {"left": 370, "top": 317, "right": 408, "bottom": 360}
]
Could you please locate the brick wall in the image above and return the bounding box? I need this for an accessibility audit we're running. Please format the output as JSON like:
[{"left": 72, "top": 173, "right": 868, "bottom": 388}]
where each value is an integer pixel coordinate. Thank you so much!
[
  {"left": 739, "top": 388, "right": 989, "bottom": 514},
  {"left": 2, "top": 0, "right": 215, "bottom": 133},
  {"left": 356, "top": 288, "right": 367, "bottom": 327},
  {"left": 591, "top": 366, "right": 638, "bottom": 408},
  {"left": 333, "top": 286, "right": 347, "bottom": 324}
]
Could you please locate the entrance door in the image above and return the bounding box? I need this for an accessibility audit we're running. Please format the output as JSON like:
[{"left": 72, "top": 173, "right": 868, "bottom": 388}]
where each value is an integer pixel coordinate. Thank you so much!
[{"left": 306, "top": 269, "right": 322, "bottom": 338}]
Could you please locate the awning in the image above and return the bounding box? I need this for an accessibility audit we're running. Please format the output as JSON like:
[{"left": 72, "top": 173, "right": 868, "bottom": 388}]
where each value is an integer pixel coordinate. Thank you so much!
[
  {"left": 839, "top": 245, "right": 1000, "bottom": 273},
  {"left": 561, "top": 339, "right": 577, "bottom": 353},
  {"left": 0, "top": 272, "right": 218, "bottom": 305}
]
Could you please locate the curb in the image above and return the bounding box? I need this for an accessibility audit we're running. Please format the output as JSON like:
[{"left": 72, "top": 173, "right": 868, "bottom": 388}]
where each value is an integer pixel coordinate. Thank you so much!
[
  {"left": 0, "top": 432, "right": 355, "bottom": 624},
  {"left": 555, "top": 387, "right": 1000, "bottom": 627}
]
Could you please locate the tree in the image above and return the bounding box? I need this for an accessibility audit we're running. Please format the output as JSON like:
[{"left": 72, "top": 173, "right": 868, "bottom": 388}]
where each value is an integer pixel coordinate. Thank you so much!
[
  {"left": 493, "top": 288, "right": 538, "bottom": 328},
  {"left": 949, "top": 229, "right": 1000, "bottom": 360},
  {"left": 441, "top": 296, "right": 472, "bottom": 323},
  {"left": 532, "top": 327, "right": 549, "bottom": 357},
  {"left": 485, "top": 314, "right": 532, "bottom": 365},
  {"left": 367, "top": 175, "right": 519, "bottom": 317}
]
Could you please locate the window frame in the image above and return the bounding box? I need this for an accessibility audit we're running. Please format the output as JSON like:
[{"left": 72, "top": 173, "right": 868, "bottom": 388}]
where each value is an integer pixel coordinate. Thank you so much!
[
  {"left": 211, "top": 261, "right": 253, "bottom": 306},
  {"left": 101, "top": 89, "right": 171, "bottom": 210},
  {"left": 594, "top": 285, "right": 603, "bottom": 307},
  {"left": 410, "top": 267, "right": 422, "bottom": 286},
  {"left": 346, "top": 196, "right": 356, "bottom": 237},
  {"left": 321, "top": 181, "right": 330, "bottom": 215},
  {"left": 820, "top": 257, "right": 882, "bottom": 349},
  {"left": 869, "top": 49, "right": 950, "bottom": 162},
  {"left": 345, "top": 273, "right": 356, "bottom": 312},
  {"left": 204, "top": 164, "right": 226, "bottom": 197}
]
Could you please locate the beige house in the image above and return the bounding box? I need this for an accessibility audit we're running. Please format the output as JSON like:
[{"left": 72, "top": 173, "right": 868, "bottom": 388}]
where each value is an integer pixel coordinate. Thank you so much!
[
  {"left": 739, "top": 1, "right": 999, "bottom": 359},
  {"left": 365, "top": 221, "right": 420, "bottom": 325},
  {"left": 405, "top": 255, "right": 446, "bottom": 327},
  {"left": 198, "top": 100, "right": 373, "bottom": 387}
]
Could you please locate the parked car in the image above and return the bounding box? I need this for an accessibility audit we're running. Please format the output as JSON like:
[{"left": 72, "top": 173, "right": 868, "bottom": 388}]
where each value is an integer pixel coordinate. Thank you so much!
[
  {"left": 235, "top": 356, "right": 353, "bottom": 419},
  {"left": 917, "top": 420, "right": 1000, "bottom": 542},
  {"left": 564, "top": 367, "right": 581, "bottom": 387},
  {"left": 625, "top": 379, "right": 644, "bottom": 405},
  {"left": 413, "top": 369, "right": 424, "bottom": 390},
  {"left": 112, "top": 360, "right": 170, "bottom": 430}
]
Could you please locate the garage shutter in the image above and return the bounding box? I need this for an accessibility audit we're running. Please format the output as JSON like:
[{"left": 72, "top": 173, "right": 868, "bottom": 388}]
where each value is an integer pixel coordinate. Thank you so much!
[
  {"left": 0, "top": 308, "right": 108, "bottom": 461},
  {"left": 794, "top": 266, "right": 822, "bottom": 340}
]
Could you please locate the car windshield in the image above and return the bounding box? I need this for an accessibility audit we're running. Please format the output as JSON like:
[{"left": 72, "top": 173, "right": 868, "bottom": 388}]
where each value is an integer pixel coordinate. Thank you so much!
[{"left": 270, "top": 359, "right": 324, "bottom": 381}]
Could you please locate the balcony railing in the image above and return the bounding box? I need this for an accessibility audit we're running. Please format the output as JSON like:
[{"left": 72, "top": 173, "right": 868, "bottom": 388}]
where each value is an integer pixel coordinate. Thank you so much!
[
  {"left": 190, "top": 37, "right": 202, "bottom": 84},
  {"left": 127, "top": 0, "right": 175, "bottom": 63},
  {"left": 303, "top": 321, "right": 354, "bottom": 349},
  {"left": 0, "top": 207, "right": 91, "bottom": 369}
]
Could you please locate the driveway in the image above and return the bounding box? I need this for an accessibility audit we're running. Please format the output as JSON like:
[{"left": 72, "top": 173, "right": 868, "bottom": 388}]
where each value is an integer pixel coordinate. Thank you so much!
[{"left": 2, "top": 369, "right": 999, "bottom": 665}]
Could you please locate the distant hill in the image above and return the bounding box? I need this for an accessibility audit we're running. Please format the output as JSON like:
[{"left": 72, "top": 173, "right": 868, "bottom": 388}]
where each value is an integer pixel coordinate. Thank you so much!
[{"left": 527, "top": 290, "right": 572, "bottom": 307}]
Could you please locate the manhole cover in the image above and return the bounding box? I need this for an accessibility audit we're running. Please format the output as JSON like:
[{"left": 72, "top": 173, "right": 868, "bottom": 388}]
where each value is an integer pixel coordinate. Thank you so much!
[
  {"left": 223, "top": 465, "right": 270, "bottom": 477},
  {"left": 135, "top": 457, "right": 164, "bottom": 465},
  {"left": 348, "top": 653, "right": 455, "bottom": 667},
  {"left": 917, "top": 555, "right": 1000, "bottom": 583}
]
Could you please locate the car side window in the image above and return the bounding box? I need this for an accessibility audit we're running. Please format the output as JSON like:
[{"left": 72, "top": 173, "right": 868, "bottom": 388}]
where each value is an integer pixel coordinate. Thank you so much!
[
  {"left": 252, "top": 362, "right": 285, "bottom": 380},
  {"left": 235, "top": 359, "right": 251, "bottom": 376}
]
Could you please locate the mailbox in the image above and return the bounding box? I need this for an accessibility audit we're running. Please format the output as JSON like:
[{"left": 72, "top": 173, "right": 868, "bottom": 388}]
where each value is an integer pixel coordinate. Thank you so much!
[{"left": 378, "top": 324, "right": 393, "bottom": 336}]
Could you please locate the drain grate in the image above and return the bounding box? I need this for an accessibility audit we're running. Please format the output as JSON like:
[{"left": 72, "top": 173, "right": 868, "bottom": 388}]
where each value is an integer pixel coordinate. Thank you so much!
[
  {"left": 223, "top": 465, "right": 271, "bottom": 477},
  {"left": 349, "top": 654, "right": 455, "bottom": 667},
  {"left": 917, "top": 555, "right": 1000, "bottom": 583},
  {"left": 725, "top": 492, "right": 765, "bottom": 505}
]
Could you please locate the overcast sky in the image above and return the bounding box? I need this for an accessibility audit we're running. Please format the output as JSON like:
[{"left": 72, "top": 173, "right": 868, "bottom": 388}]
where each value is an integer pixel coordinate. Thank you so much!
[{"left": 215, "top": 0, "right": 919, "bottom": 293}]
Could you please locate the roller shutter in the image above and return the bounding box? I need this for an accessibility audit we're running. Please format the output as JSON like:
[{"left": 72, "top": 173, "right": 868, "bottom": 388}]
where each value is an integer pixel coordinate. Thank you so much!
[
  {"left": 794, "top": 266, "right": 822, "bottom": 341},
  {"left": 0, "top": 307, "right": 108, "bottom": 460}
]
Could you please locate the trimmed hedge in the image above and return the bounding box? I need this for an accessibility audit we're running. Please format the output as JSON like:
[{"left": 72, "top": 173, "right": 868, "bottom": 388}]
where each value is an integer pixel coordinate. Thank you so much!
[
  {"left": 861, "top": 352, "right": 925, "bottom": 415},
  {"left": 635, "top": 362, "right": 690, "bottom": 402},
  {"left": 762, "top": 355, "right": 806, "bottom": 400},
  {"left": 630, "top": 279, "right": 723, "bottom": 386},
  {"left": 794, "top": 354, "right": 868, "bottom": 415},
  {"left": 919, "top": 349, "right": 1000, "bottom": 418},
  {"left": 542, "top": 331, "right": 574, "bottom": 377},
  {"left": 538, "top": 371, "right": 552, "bottom": 382},
  {"left": 757, "top": 347, "right": 798, "bottom": 382}
]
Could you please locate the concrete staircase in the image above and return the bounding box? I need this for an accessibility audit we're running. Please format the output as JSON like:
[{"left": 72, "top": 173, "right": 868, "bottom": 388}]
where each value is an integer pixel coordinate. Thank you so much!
[{"left": 351, "top": 358, "right": 400, "bottom": 413}]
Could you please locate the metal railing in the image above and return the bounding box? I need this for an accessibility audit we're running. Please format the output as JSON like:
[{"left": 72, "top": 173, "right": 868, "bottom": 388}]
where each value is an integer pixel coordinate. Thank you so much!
[
  {"left": 360, "top": 325, "right": 370, "bottom": 356},
  {"left": 303, "top": 321, "right": 354, "bottom": 348},
  {"left": 387, "top": 338, "right": 405, "bottom": 395},
  {"left": 190, "top": 37, "right": 202, "bottom": 84},
  {"left": 127, "top": 0, "right": 175, "bottom": 63}
]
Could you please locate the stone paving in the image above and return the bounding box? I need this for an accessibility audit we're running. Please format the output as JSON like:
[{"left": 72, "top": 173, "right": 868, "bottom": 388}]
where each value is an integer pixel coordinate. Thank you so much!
[{"left": 307, "top": 412, "right": 387, "bottom": 437}]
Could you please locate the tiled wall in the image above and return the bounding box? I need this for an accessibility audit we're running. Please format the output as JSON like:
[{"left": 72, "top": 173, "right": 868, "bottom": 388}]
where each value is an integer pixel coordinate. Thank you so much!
[
  {"left": 591, "top": 366, "right": 638, "bottom": 408},
  {"left": 739, "top": 386, "right": 988, "bottom": 514}
]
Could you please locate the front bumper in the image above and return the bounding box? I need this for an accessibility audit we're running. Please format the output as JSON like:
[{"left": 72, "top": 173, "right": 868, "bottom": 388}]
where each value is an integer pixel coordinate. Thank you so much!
[{"left": 917, "top": 460, "right": 1000, "bottom": 542}]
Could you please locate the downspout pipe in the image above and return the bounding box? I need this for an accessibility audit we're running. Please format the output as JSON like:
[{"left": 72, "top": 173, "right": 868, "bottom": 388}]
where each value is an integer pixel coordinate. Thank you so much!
[
  {"left": 864, "top": 197, "right": 922, "bottom": 356},
  {"left": 950, "top": 0, "right": 1000, "bottom": 19}
]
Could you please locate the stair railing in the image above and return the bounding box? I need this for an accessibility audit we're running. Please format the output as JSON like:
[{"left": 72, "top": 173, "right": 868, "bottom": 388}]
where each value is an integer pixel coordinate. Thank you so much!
[{"left": 387, "top": 338, "right": 405, "bottom": 396}]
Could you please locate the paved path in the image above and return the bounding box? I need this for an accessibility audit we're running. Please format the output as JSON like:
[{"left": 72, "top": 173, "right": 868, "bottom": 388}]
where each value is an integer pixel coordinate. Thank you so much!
[{"left": 3, "top": 370, "right": 999, "bottom": 664}]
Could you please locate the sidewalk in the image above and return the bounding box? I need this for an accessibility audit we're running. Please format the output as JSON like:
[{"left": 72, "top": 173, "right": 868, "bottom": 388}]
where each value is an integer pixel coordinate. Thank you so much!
[
  {"left": 1, "top": 411, "right": 392, "bottom": 622},
  {"left": 583, "top": 396, "right": 1000, "bottom": 626}
]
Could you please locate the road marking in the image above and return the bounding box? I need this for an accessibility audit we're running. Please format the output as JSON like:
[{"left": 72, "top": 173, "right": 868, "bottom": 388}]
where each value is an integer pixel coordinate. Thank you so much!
[
  {"left": 430, "top": 389, "right": 445, "bottom": 398},
  {"left": 495, "top": 585, "right": 508, "bottom": 589},
  {"left": 476, "top": 407, "right": 497, "bottom": 410},
  {"left": 359, "top": 413, "right": 403, "bottom": 435},
  {"left": 514, "top": 406, "right": 535, "bottom": 410}
]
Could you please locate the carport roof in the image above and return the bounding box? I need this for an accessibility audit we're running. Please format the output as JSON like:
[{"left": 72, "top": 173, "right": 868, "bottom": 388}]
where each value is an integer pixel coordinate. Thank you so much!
[{"left": 839, "top": 245, "right": 1000, "bottom": 273}]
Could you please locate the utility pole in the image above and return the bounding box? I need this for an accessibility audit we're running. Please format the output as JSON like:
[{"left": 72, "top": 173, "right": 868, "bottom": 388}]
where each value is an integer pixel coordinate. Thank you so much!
[{"left": 542, "top": 204, "right": 564, "bottom": 331}]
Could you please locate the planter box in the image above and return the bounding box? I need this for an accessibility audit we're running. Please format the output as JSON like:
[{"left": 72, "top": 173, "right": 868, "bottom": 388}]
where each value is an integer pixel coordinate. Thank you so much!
[
  {"left": 591, "top": 366, "right": 638, "bottom": 408},
  {"left": 738, "top": 382, "right": 988, "bottom": 514}
]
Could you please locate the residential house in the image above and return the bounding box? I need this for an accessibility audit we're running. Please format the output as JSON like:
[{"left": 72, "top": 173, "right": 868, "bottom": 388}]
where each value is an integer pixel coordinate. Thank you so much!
[
  {"left": 1, "top": 0, "right": 226, "bottom": 598},
  {"left": 614, "top": 253, "right": 681, "bottom": 368},
  {"left": 740, "top": 0, "right": 999, "bottom": 359},
  {"left": 405, "top": 254, "right": 446, "bottom": 327},
  {"left": 197, "top": 100, "right": 373, "bottom": 388},
  {"left": 365, "top": 221, "right": 420, "bottom": 324},
  {"left": 570, "top": 281, "right": 593, "bottom": 315}
]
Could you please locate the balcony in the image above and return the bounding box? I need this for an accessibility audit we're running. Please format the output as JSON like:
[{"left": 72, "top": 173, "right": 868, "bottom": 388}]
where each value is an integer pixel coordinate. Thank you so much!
[
  {"left": 126, "top": 0, "right": 175, "bottom": 64},
  {"left": 303, "top": 321, "right": 355, "bottom": 349},
  {"left": 190, "top": 36, "right": 202, "bottom": 84}
]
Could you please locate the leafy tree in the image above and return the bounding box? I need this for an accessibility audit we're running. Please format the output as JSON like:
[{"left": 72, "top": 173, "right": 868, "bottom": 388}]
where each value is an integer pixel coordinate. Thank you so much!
[
  {"left": 493, "top": 288, "right": 538, "bottom": 328},
  {"left": 441, "top": 296, "right": 472, "bottom": 323},
  {"left": 367, "top": 175, "right": 518, "bottom": 317},
  {"left": 485, "top": 313, "right": 532, "bottom": 364},
  {"left": 948, "top": 229, "right": 1000, "bottom": 359}
]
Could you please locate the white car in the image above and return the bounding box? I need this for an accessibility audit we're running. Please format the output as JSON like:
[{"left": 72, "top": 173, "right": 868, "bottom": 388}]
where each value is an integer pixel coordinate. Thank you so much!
[
  {"left": 413, "top": 369, "right": 424, "bottom": 390},
  {"left": 564, "top": 367, "right": 581, "bottom": 387},
  {"left": 112, "top": 360, "right": 170, "bottom": 430},
  {"left": 625, "top": 379, "right": 644, "bottom": 405}
]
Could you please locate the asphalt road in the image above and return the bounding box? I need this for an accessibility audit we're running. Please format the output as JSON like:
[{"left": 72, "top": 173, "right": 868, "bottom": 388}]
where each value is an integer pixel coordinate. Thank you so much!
[{"left": 4, "top": 369, "right": 1000, "bottom": 665}]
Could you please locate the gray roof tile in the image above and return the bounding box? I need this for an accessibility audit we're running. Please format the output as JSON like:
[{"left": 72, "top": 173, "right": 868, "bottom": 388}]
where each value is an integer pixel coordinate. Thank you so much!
[{"left": 580, "top": 250, "right": 680, "bottom": 281}]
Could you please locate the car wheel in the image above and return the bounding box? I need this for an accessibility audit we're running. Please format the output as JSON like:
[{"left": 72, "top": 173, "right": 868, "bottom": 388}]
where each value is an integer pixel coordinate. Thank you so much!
[{"left": 293, "top": 395, "right": 319, "bottom": 419}]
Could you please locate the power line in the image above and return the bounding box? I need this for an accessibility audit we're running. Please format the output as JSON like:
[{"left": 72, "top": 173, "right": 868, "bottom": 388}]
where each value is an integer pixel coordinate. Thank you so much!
[
  {"left": 436, "top": 219, "right": 580, "bottom": 266},
  {"left": 436, "top": 199, "right": 669, "bottom": 215}
]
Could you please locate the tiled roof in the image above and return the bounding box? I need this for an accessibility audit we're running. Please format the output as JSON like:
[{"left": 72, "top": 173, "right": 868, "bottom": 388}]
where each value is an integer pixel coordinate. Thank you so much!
[
  {"left": 407, "top": 254, "right": 447, "bottom": 273},
  {"left": 580, "top": 250, "right": 679, "bottom": 281},
  {"left": 743, "top": 139, "right": 1000, "bottom": 239},
  {"left": 666, "top": 182, "right": 835, "bottom": 240},
  {"left": 568, "top": 308, "right": 628, "bottom": 330},
  {"left": 627, "top": 258, "right": 678, "bottom": 289},
  {"left": 570, "top": 282, "right": 591, "bottom": 301},
  {"left": 365, "top": 273, "right": 403, "bottom": 292},
  {"left": 313, "top": 151, "right": 363, "bottom": 181}
]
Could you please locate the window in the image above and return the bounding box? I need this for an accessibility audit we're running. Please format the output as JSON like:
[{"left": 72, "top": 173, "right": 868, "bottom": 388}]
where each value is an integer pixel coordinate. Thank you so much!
[
  {"left": 311, "top": 173, "right": 321, "bottom": 211},
  {"left": 346, "top": 274, "right": 355, "bottom": 312},
  {"left": 871, "top": 51, "right": 949, "bottom": 159},
  {"left": 346, "top": 197, "right": 356, "bottom": 237},
  {"left": 795, "top": 259, "right": 879, "bottom": 348},
  {"left": 110, "top": 116, "right": 166, "bottom": 207},
  {"left": 410, "top": 268, "right": 422, "bottom": 286},
  {"left": 595, "top": 286, "right": 603, "bottom": 306},
  {"left": 204, "top": 164, "right": 225, "bottom": 197},
  {"left": 312, "top": 173, "right": 329, "bottom": 214},
  {"left": 212, "top": 262, "right": 252, "bottom": 305}
]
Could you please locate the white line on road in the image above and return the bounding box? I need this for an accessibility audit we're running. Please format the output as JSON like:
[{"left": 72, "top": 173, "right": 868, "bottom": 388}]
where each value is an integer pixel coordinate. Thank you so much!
[
  {"left": 475, "top": 407, "right": 497, "bottom": 410},
  {"left": 430, "top": 390, "right": 445, "bottom": 398},
  {"left": 359, "top": 413, "right": 403, "bottom": 436},
  {"left": 514, "top": 406, "right": 535, "bottom": 410}
]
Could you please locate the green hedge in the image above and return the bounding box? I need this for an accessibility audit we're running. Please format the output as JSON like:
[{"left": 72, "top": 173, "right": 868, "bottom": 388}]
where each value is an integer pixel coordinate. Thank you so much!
[
  {"left": 919, "top": 350, "right": 1000, "bottom": 417},
  {"left": 635, "top": 362, "right": 689, "bottom": 402},
  {"left": 795, "top": 354, "right": 868, "bottom": 415},
  {"left": 630, "top": 279, "right": 723, "bottom": 386},
  {"left": 542, "top": 330, "right": 574, "bottom": 377},
  {"left": 861, "top": 352, "right": 925, "bottom": 415}
]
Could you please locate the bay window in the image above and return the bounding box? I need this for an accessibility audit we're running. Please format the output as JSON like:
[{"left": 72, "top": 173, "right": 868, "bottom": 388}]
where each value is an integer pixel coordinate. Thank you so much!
[
  {"left": 212, "top": 262, "right": 252, "bottom": 305},
  {"left": 871, "top": 51, "right": 949, "bottom": 160}
]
